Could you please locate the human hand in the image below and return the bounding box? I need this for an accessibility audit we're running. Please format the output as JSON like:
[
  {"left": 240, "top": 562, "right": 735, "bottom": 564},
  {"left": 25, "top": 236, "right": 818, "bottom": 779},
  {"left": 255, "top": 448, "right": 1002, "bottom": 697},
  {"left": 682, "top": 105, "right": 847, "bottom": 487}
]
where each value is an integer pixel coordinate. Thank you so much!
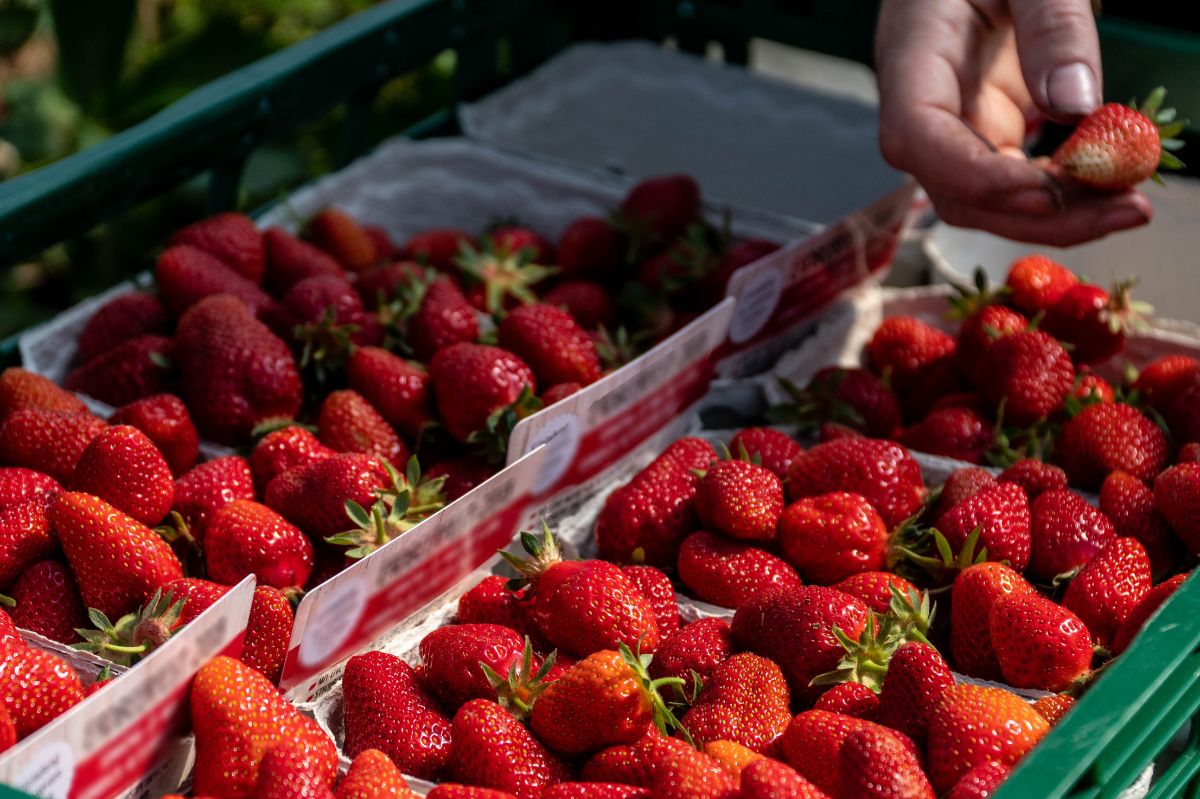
[{"left": 875, "top": 0, "right": 1153, "bottom": 246}]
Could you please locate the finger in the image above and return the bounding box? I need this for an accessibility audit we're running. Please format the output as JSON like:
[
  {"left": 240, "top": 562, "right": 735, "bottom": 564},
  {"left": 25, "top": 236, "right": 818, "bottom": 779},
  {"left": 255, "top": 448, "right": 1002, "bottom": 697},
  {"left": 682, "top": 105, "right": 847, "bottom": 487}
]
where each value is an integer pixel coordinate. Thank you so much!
[
  {"left": 931, "top": 190, "right": 1152, "bottom": 247},
  {"left": 1009, "top": 0, "right": 1103, "bottom": 120}
]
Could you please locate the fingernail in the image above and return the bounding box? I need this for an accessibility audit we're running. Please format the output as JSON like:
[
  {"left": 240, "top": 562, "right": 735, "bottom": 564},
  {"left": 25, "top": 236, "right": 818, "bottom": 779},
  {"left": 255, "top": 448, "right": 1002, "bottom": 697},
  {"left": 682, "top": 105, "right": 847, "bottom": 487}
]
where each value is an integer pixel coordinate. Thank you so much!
[
  {"left": 1101, "top": 206, "right": 1150, "bottom": 231},
  {"left": 1047, "top": 63, "right": 1101, "bottom": 116}
]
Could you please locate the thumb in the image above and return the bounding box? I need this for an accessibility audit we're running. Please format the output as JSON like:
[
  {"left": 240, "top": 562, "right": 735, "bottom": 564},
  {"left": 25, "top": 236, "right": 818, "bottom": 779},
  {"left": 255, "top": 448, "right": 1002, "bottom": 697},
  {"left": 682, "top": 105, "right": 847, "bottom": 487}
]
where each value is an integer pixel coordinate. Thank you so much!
[{"left": 1008, "top": 0, "right": 1103, "bottom": 121}]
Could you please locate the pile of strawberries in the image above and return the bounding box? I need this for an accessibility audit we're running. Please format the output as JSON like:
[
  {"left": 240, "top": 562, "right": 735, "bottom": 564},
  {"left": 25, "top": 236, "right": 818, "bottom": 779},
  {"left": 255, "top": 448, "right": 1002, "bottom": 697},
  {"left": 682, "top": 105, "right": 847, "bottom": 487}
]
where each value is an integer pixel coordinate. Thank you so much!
[{"left": 776, "top": 254, "right": 1200, "bottom": 494}]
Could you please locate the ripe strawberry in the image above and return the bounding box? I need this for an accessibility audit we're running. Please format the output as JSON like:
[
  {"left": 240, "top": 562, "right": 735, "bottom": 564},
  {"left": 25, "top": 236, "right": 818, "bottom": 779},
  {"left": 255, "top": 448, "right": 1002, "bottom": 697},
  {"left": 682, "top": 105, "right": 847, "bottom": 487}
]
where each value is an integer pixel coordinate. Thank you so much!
[
  {"left": 866, "top": 316, "right": 957, "bottom": 402},
  {"left": 337, "top": 749, "right": 416, "bottom": 799},
  {"left": 1179, "top": 441, "right": 1200, "bottom": 463},
  {"left": 619, "top": 174, "right": 701, "bottom": 242},
  {"left": 250, "top": 427, "right": 333, "bottom": 493},
  {"left": 1102, "top": 448, "right": 1185, "bottom": 571},
  {"left": 174, "top": 295, "right": 302, "bottom": 445},
  {"left": 394, "top": 274, "right": 479, "bottom": 362},
  {"left": 979, "top": 330, "right": 1074, "bottom": 425},
  {"left": 778, "top": 491, "right": 887, "bottom": 584},
  {"left": 70, "top": 425, "right": 174, "bottom": 526},
  {"left": 171, "top": 212, "right": 264, "bottom": 283},
  {"left": 241, "top": 585, "right": 294, "bottom": 684},
  {"left": 839, "top": 725, "right": 935, "bottom": 799},
  {"left": 728, "top": 427, "right": 803, "bottom": 480},
  {"left": 0, "top": 704, "right": 14, "bottom": 753},
  {"left": 490, "top": 226, "right": 553, "bottom": 262},
  {"left": 581, "top": 730, "right": 693, "bottom": 787},
  {"left": 1052, "top": 87, "right": 1185, "bottom": 189},
  {"left": 156, "top": 245, "right": 273, "bottom": 317},
  {"left": 1133, "top": 354, "right": 1200, "bottom": 412},
  {"left": 1167, "top": 385, "right": 1200, "bottom": 449},
  {"left": 0, "top": 467, "right": 61, "bottom": 513},
  {"left": 695, "top": 459, "right": 783, "bottom": 542},
  {"left": 457, "top": 575, "right": 531, "bottom": 631},
  {"left": 556, "top": 217, "right": 626, "bottom": 278},
  {"left": 204, "top": 500, "right": 313, "bottom": 590},
  {"left": 1057, "top": 402, "right": 1168, "bottom": 489},
  {"left": 997, "top": 459, "right": 1067, "bottom": 499},
  {"left": 499, "top": 304, "right": 602, "bottom": 387},
  {"left": 740, "top": 758, "right": 830, "bottom": 799},
  {"left": 0, "top": 646, "right": 85, "bottom": 737},
  {"left": 956, "top": 305, "right": 1028, "bottom": 386},
  {"left": 1112, "top": 572, "right": 1188, "bottom": 655},
  {"left": 1032, "top": 694, "right": 1077, "bottom": 725},
  {"left": 783, "top": 368, "right": 902, "bottom": 439},
  {"left": 5, "top": 560, "right": 86, "bottom": 643},
  {"left": 732, "top": 586, "right": 869, "bottom": 703},
  {"left": 622, "top": 565, "right": 680, "bottom": 636},
  {"left": 308, "top": 208, "right": 379, "bottom": 272},
  {"left": 936, "top": 482, "right": 1032, "bottom": 571},
  {"left": 541, "top": 784, "right": 649, "bottom": 799},
  {"left": 346, "top": 347, "right": 432, "bottom": 439},
  {"left": 404, "top": 228, "right": 475, "bottom": 270},
  {"left": 933, "top": 467, "right": 997, "bottom": 520},
  {"left": 343, "top": 650, "right": 453, "bottom": 779},
  {"left": 946, "top": 761, "right": 1011, "bottom": 799},
  {"left": 542, "top": 281, "right": 616, "bottom": 330},
  {"left": 191, "top": 655, "right": 337, "bottom": 798},
  {"left": 254, "top": 742, "right": 335, "bottom": 799},
  {"left": 900, "top": 405, "right": 993, "bottom": 464},
  {"left": 0, "top": 368, "right": 86, "bottom": 428},
  {"left": 780, "top": 710, "right": 921, "bottom": 796},
  {"left": 75, "top": 291, "right": 170, "bottom": 367},
  {"left": 503, "top": 528, "right": 659, "bottom": 657},
  {"left": 267, "top": 273, "right": 370, "bottom": 355},
  {"left": 927, "top": 684, "right": 1048, "bottom": 792},
  {"left": 52, "top": 492, "right": 182, "bottom": 619},
  {"left": 356, "top": 261, "right": 422, "bottom": 308},
  {"left": 876, "top": 642, "right": 954, "bottom": 746},
  {"left": 1063, "top": 536, "right": 1151, "bottom": 647},
  {"left": 457, "top": 235, "right": 557, "bottom": 316},
  {"left": 1071, "top": 372, "right": 1116, "bottom": 405},
  {"left": 1005, "top": 254, "right": 1078, "bottom": 316},
  {"left": 647, "top": 617, "right": 732, "bottom": 694},
  {"left": 172, "top": 456, "right": 256, "bottom": 540},
  {"left": 264, "top": 452, "right": 389, "bottom": 539},
  {"left": 1029, "top": 489, "right": 1117, "bottom": 580},
  {"left": 163, "top": 577, "right": 228, "bottom": 625},
  {"left": 950, "top": 562, "right": 1035, "bottom": 681},
  {"left": 815, "top": 681, "right": 880, "bottom": 719},
  {"left": 262, "top": 227, "right": 345, "bottom": 295},
  {"left": 430, "top": 343, "right": 538, "bottom": 444},
  {"left": 428, "top": 788, "right": 518, "bottom": 799},
  {"left": 109, "top": 394, "right": 198, "bottom": 476},
  {"left": 316, "top": 390, "right": 407, "bottom": 468},
  {"left": 832, "top": 571, "right": 918, "bottom": 615},
  {"left": 786, "top": 438, "right": 925, "bottom": 528},
  {"left": 652, "top": 747, "right": 738, "bottom": 799},
  {"left": 541, "top": 383, "right": 581, "bottom": 406},
  {"left": 64, "top": 334, "right": 176, "bottom": 408},
  {"left": 700, "top": 238, "right": 781, "bottom": 303},
  {"left": 989, "top": 591, "right": 1092, "bottom": 691},
  {"left": 677, "top": 531, "right": 802, "bottom": 609},
  {"left": 1154, "top": 462, "right": 1200, "bottom": 553},
  {"left": 451, "top": 698, "right": 570, "bottom": 798},
  {"left": 417, "top": 623, "right": 525, "bottom": 711},
  {"left": 681, "top": 652, "right": 792, "bottom": 753},
  {"left": 0, "top": 409, "right": 107, "bottom": 485},
  {"left": 0, "top": 607, "right": 21, "bottom": 650},
  {"left": 0, "top": 500, "right": 55, "bottom": 590}
]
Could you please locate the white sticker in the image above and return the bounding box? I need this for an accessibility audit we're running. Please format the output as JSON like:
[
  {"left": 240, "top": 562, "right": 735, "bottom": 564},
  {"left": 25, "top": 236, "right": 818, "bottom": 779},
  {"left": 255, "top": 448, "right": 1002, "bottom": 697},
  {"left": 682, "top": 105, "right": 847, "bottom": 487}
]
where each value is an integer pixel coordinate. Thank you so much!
[
  {"left": 526, "top": 412, "right": 582, "bottom": 495},
  {"left": 729, "top": 265, "right": 785, "bottom": 344},
  {"left": 15, "top": 741, "right": 75, "bottom": 799},
  {"left": 297, "top": 575, "right": 370, "bottom": 669}
]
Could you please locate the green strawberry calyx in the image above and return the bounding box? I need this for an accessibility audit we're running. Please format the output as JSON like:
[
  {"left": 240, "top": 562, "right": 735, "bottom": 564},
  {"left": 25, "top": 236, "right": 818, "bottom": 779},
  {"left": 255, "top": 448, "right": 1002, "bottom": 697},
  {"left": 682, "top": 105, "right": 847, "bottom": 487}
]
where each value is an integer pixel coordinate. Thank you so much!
[
  {"left": 73, "top": 589, "right": 185, "bottom": 667},
  {"left": 455, "top": 236, "right": 557, "bottom": 318},
  {"left": 499, "top": 521, "right": 565, "bottom": 592},
  {"left": 326, "top": 456, "right": 447, "bottom": 559},
  {"left": 1136, "top": 87, "right": 1187, "bottom": 182},
  {"left": 617, "top": 638, "right": 695, "bottom": 747},
  {"left": 482, "top": 636, "right": 556, "bottom": 721}
]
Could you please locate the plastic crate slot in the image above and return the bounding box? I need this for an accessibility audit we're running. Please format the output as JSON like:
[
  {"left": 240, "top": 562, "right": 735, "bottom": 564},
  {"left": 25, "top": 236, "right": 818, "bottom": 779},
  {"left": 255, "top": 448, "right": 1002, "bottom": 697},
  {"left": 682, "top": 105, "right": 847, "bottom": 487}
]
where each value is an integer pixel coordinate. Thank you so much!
[{"left": 1144, "top": 721, "right": 1200, "bottom": 799}]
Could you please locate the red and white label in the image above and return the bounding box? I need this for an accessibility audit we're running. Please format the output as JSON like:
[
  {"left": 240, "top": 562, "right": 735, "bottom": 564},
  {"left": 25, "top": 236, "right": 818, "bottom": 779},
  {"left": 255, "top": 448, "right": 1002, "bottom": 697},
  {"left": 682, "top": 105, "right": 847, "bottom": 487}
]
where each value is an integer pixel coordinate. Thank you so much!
[{"left": 0, "top": 578, "right": 255, "bottom": 799}]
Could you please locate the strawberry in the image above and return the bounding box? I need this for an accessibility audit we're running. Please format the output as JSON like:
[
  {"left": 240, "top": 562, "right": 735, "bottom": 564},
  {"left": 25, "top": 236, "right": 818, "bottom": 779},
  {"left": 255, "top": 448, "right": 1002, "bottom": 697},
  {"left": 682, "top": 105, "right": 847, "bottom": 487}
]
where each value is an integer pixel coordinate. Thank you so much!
[
  {"left": 395, "top": 274, "right": 479, "bottom": 362},
  {"left": 163, "top": 577, "right": 229, "bottom": 625},
  {"left": 728, "top": 427, "right": 803, "bottom": 480},
  {"left": 264, "top": 452, "right": 389, "bottom": 539},
  {"left": 262, "top": 227, "right": 345, "bottom": 295},
  {"left": 1058, "top": 402, "right": 1168, "bottom": 489},
  {"left": 204, "top": 499, "right": 313, "bottom": 590},
  {"left": 1111, "top": 572, "right": 1188, "bottom": 655},
  {"left": 356, "top": 261, "right": 423, "bottom": 308},
  {"left": 935, "top": 482, "right": 1032, "bottom": 571},
  {"left": 156, "top": 245, "right": 273, "bottom": 317},
  {"left": 317, "top": 390, "right": 408, "bottom": 468},
  {"left": 779, "top": 491, "right": 888, "bottom": 584},
  {"left": 680, "top": 652, "right": 792, "bottom": 753},
  {"left": 647, "top": 617, "right": 732, "bottom": 694},
  {"left": 451, "top": 698, "right": 570, "bottom": 798},
  {"left": 503, "top": 527, "right": 659, "bottom": 657},
  {"left": 814, "top": 681, "right": 880, "bottom": 719},
  {"left": 933, "top": 467, "right": 997, "bottom": 520},
  {"left": 241, "top": 585, "right": 294, "bottom": 684},
  {"left": 542, "top": 383, "right": 582, "bottom": 405},
  {"left": 427, "top": 456, "right": 495, "bottom": 501},
  {"left": 1005, "top": 254, "right": 1078, "bottom": 316},
  {"left": 955, "top": 305, "right": 1028, "bottom": 386},
  {"left": 832, "top": 571, "right": 918, "bottom": 615},
  {"left": 0, "top": 704, "right": 14, "bottom": 753},
  {"left": 1046, "top": 282, "right": 1147, "bottom": 365},
  {"left": 677, "top": 531, "right": 802, "bottom": 609},
  {"left": 1052, "top": 87, "right": 1185, "bottom": 189},
  {"left": 866, "top": 317, "right": 957, "bottom": 406},
  {"left": 1179, "top": 441, "right": 1200, "bottom": 463},
  {"left": 556, "top": 217, "right": 626, "bottom": 278},
  {"left": 581, "top": 730, "right": 692, "bottom": 787},
  {"left": 254, "top": 743, "right": 336, "bottom": 799},
  {"left": 0, "top": 467, "right": 61, "bottom": 513},
  {"left": 997, "top": 459, "right": 1067, "bottom": 499},
  {"left": 0, "top": 369, "right": 87, "bottom": 429},
  {"left": 429, "top": 788, "right": 518, "bottom": 799},
  {"left": 457, "top": 236, "right": 556, "bottom": 317},
  {"left": 172, "top": 456, "right": 256, "bottom": 540},
  {"left": 780, "top": 368, "right": 902, "bottom": 439},
  {"left": 457, "top": 575, "right": 531, "bottom": 632},
  {"left": 191, "top": 655, "right": 337, "bottom": 798},
  {"left": 1062, "top": 536, "right": 1151, "bottom": 647},
  {"left": 0, "top": 409, "right": 107, "bottom": 484},
  {"left": 876, "top": 642, "right": 954, "bottom": 746},
  {"left": 1071, "top": 371, "right": 1116, "bottom": 405},
  {"left": 5, "top": 560, "right": 86, "bottom": 644},
  {"left": 337, "top": 749, "right": 416, "bottom": 799},
  {"left": 786, "top": 438, "right": 925, "bottom": 528},
  {"left": 619, "top": 174, "right": 701, "bottom": 243},
  {"left": 0, "top": 607, "right": 21, "bottom": 650},
  {"left": 989, "top": 591, "right": 1092, "bottom": 691},
  {"left": 171, "top": 212, "right": 264, "bottom": 283},
  {"left": 429, "top": 343, "right": 538, "bottom": 444},
  {"left": 268, "top": 272, "right": 371, "bottom": 356},
  {"left": 1032, "top": 694, "right": 1077, "bottom": 725},
  {"left": 75, "top": 291, "right": 171, "bottom": 367},
  {"left": 417, "top": 623, "right": 525, "bottom": 711},
  {"left": 543, "top": 281, "right": 616, "bottom": 330},
  {"left": 499, "top": 304, "right": 602, "bottom": 387},
  {"left": 404, "top": 228, "right": 475, "bottom": 270},
  {"left": 64, "top": 334, "right": 176, "bottom": 408},
  {"left": 0, "top": 646, "right": 85, "bottom": 737},
  {"left": 1029, "top": 489, "right": 1117, "bottom": 581},
  {"left": 839, "top": 725, "right": 935, "bottom": 799},
  {"left": 541, "top": 784, "right": 649, "bottom": 799},
  {"left": 780, "top": 710, "right": 921, "bottom": 796},
  {"left": 308, "top": 208, "right": 379, "bottom": 272},
  {"left": 1167, "top": 384, "right": 1200, "bottom": 446},
  {"left": 70, "top": 424, "right": 174, "bottom": 526},
  {"left": 732, "top": 586, "right": 869, "bottom": 703},
  {"left": 622, "top": 565, "right": 680, "bottom": 636},
  {"left": 979, "top": 329, "right": 1074, "bottom": 426},
  {"left": 1132, "top": 354, "right": 1200, "bottom": 412},
  {"left": 900, "top": 405, "right": 993, "bottom": 464},
  {"left": 705, "top": 740, "right": 763, "bottom": 780},
  {"left": 0, "top": 500, "right": 55, "bottom": 590},
  {"left": 346, "top": 346, "right": 432, "bottom": 439},
  {"left": 1154, "top": 462, "right": 1200, "bottom": 553},
  {"left": 927, "top": 684, "right": 1048, "bottom": 792},
  {"left": 950, "top": 562, "right": 1035, "bottom": 681},
  {"left": 695, "top": 459, "right": 784, "bottom": 542},
  {"left": 490, "top": 226, "right": 553, "bottom": 262},
  {"left": 250, "top": 427, "right": 334, "bottom": 493},
  {"left": 173, "top": 295, "right": 302, "bottom": 445},
  {"left": 52, "top": 492, "right": 182, "bottom": 619},
  {"left": 109, "top": 394, "right": 198, "bottom": 476},
  {"left": 739, "top": 758, "right": 831, "bottom": 799},
  {"left": 700, "top": 238, "right": 781, "bottom": 303},
  {"left": 343, "top": 650, "right": 453, "bottom": 779},
  {"left": 946, "top": 761, "right": 1011, "bottom": 799},
  {"left": 652, "top": 747, "right": 738, "bottom": 799}
]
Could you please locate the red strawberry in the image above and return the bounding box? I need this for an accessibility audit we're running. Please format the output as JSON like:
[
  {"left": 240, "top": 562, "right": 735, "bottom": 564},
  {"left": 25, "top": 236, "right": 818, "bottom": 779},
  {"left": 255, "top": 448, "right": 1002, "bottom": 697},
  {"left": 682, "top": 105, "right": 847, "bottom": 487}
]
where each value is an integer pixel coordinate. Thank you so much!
[
  {"left": 174, "top": 295, "right": 302, "bottom": 445},
  {"left": 581, "top": 730, "right": 694, "bottom": 787},
  {"left": 1032, "top": 693, "right": 1076, "bottom": 725},
  {"left": 1029, "top": 489, "right": 1117, "bottom": 581},
  {"left": 946, "top": 761, "right": 1011, "bottom": 799},
  {"left": 499, "top": 304, "right": 602, "bottom": 387},
  {"left": 5, "top": 560, "right": 86, "bottom": 643},
  {"left": 428, "top": 787, "right": 518, "bottom": 799},
  {"left": 356, "top": 261, "right": 423, "bottom": 308},
  {"left": 839, "top": 725, "right": 935, "bottom": 799},
  {"left": 1045, "top": 282, "right": 1145, "bottom": 365},
  {"left": 457, "top": 575, "right": 531, "bottom": 633},
  {"left": 700, "top": 238, "right": 781, "bottom": 303},
  {"left": 1063, "top": 536, "right": 1151, "bottom": 647},
  {"left": 0, "top": 646, "right": 85, "bottom": 737},
  {"left": 1167, "top": 386, "right": 1200, "bottom": 454},
  {"left": 346, "top": 347, "right": 432, "bottom": 439},
  {"left": 619, "top": 174, "right": 701, "bottom": 242},
  {"left": 622, "top": 565, "right": 680, "bottom": 636},
  {"left": 989, "top": 591, "right": 1092, "bottom": 691},
  {"left": 541, "top": 785, "right": 648, "bottom": 799},
  {"left": 695, "top": 459, "right": 783, "bottom": 542},
  {"left": 950, "top": 562, "right": 1035, "bottom": 681},
  {"left": 457, "top": 235, "right": 556, "bottom": 316},
  {"left": 681, "top": 652, "right": 792, "bottom": 753},
  {"left": 204, "top": 499, "right": 313, "bottom": 590},
  {"left": 955, "top": 305, "right": 1028, "bottom": 386},
  {"left": 732, "top": 586, "right": 869, "bottom": 703},
  {"left": 832, "top": 571, "right": 918, "bottom": 615},
  {"left": 543, "top": 281, "right": 616, "bottom": 330},
  {"left": 70, "top": 425, "right": 174, "bottom": 526},
  {"left": 418, "top": 623, "right": 525, "bottom": 711},
  {"left": 1057, "top": 402, "right": 1167, "bottom": 489},
  {"left": 64, "top": 334, "right": 175, "bottom": 407},
  {"left": 677, "top": 530, "right": 802, "bottom": 609},
  {"left": 1099, "top": 470, "right": 1180, "bottom": 576},
  {"left": 0, "top": 409, "right": 107, "bottom": 485},
  {"left": 490, "top": 226, "right": 553, "bottom": 263},
  {"left": 997, "top": 459, "right": 1067, "bottom": 499},
  {"left": 866, "top": 317, "right": 957, "bottom": 405},
  {"left": 109, "top": 394, "right": 198, "bottom": 476},
  {"left": 399, "top": 275, "right": 480, "bottom": 361},
  {"left": 556, "top": 217, "right": 626, "bottom": 278},
  {"left": 780, "top": 710, "right": 921, "bottom": 796},
  {"left": 156, "top": 245, "right": 273, "bottom": 317},
  {"left": 814, "top": 681, "right": 880, "bottom": 720},
  {"left": 254, "top": 743, "right": 335, "bottom": 799},
  {"left": 1112, "top": 572, "right": 1189, "bottom": 655},
  {"left": 542, "top": 383, "right": 582, "bottom": 405},
  {"left": 728, "top": 427, "right": 803, "bottom": 480},
  {"left": 171, "top": 212, "right": 264, "bottom": 283},
  {"left": 75, "top": 292, "right": 170, "bottom": 366},
  {"left": 172, "top": 456, "right": 256, "bottom": 540},
  {"left": 317, "top": 390, "right": 407, "bottom": 468},
  {"left": 1133, "top": 354, "right": 1200, "bottom": 412},
  {"left": 933, "top": 467, "right": 997, "bottom": 519},
  {"left": 1071, "top": 372, "right": 1116, "bottom": 405},
  {"left": 900, "top": 405, "right": 993, "bottom": 464},
  {"left": 979, "top": 329, "right": 1074, "bottom": 426},
  {"left": 343, "top": 650, "right": 453, "bottom": 779},
  {"left": 308, "top": 208, "right": 379, "bottom": 272},
  {"left": 337, "top": 749, "right": 416, "bottom": 799},
  {"left": 1154, "top": 462, "right": 1200, "bottom": 553},
  {"left": 1052, "top": 87, "right": 1184, "bottom": 189},
  {"left": 427, "top": 456, "right": 494, "bottom": 501},
  {"left": 164, "top": 577, "right": 228, "bottom": 625},
  {"left": 647, "top": 617, "right": 732, "bottom": 694},
  {"left": 403, "top": 228, "right": 475, "bottom": 270},
  {"left": 786, "top": 438, "right": 925, "bottom": 528},
  {"left": 778, "top": 491, "right": 888, "bottom": 584},
  {"left": 739, "top": 758, "right": 830, "bottom": 799},
  {"left": 0, "top": 607, "right": 22, "bottom": 650},
  {"left": 787, "top": 367, "right": 902, "bottom": 439},
  {"left": 268, "top": 272, "right": 370, "bottom": 352},
  {"left": 0, "top": 368, "right": 87, "bottom": 427},
  {"left": 0, "top": 704, "right": 15, "bottom": 753},
  {"left": 262, "top": 227, "right": 345, "bottom": 295},
  {"left": 241, "top": 585, "right": 295, "bottom": 684},
  {"left": 429, "top": 343, "right": 538, "bottom": 444},
  {"left": 1179, "top": 442, "right": 1200, "bottom": 463},
  {"left": 451, "top": 698, "right": 570, "bottom": 798},
  {"left": 935, "top": 483, "right": 1031, "bottom": 572},
  {"left": 927, "top": 684, "right": 1048, "bottom": 792},
  {"left": 652, "top": 747, "right": 738, "bottom": 799},
  {"left": 264, "top": 452, "right": 389, "bottom": 538},
  {"left": 0, "top": 500, "right": 55, "bottom": 590},
  {"left": 1005, "top": 254, "right": 1078, "bottom": 316},
  {"left": 250, "top": 427, "right": 334, "bottom": 493},
  {"left": 0, "top": 467, "right": 61, "bottom": 513},
  {"left": 876, "top": 641, "right": 954, "bottom": 745},
  {"left": 191, "top": 655, "right": 337, "bottom": 798}
]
